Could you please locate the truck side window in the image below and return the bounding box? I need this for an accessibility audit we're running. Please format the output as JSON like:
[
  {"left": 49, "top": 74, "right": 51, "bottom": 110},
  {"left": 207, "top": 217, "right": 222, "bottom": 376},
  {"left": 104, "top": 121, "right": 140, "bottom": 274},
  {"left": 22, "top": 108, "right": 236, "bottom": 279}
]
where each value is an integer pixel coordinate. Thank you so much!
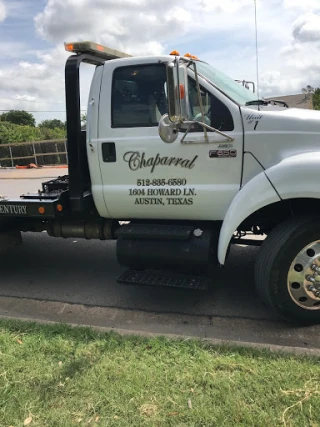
[
  {"left": 187, "top": 78, "right": 234, "bottom": 132},
  {"left": 112, "top": 64, "right": 167, "bottom": 128}
]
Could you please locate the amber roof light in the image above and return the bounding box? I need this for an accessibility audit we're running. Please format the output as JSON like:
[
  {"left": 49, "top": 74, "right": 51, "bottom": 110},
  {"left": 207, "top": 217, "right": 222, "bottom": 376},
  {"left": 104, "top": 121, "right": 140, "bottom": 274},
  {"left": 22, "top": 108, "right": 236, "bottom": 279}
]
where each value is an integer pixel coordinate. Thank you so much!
[{"left": 64, "top": 41, "right": 131, "bottom": 60}]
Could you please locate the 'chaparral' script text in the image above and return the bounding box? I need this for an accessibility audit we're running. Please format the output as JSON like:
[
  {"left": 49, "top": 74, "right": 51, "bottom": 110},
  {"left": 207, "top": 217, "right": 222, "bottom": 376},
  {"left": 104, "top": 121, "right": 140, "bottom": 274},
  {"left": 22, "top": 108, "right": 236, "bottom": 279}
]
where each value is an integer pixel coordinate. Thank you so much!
[{"left": 123, "top": 152, "right": 198, "bottom": 173}]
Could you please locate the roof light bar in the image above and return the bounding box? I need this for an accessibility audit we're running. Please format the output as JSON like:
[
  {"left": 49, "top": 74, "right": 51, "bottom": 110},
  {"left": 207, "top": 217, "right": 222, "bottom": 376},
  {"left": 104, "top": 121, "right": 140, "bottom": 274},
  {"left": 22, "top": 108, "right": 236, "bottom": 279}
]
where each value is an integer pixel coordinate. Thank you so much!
[
  {"left": 64, "top": 41, "right": 131, "bottom": 60},
  {"left": 169, "top": 50, "right": 200, "bottom": 60}
]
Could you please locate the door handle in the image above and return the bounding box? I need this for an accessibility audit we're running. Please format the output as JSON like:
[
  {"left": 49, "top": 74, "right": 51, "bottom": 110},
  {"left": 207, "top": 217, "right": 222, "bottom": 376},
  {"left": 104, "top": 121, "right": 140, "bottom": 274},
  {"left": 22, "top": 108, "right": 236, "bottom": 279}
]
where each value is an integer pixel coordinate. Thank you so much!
[{"left": 102, "top": 142, "right": 116, "bottom": 162}]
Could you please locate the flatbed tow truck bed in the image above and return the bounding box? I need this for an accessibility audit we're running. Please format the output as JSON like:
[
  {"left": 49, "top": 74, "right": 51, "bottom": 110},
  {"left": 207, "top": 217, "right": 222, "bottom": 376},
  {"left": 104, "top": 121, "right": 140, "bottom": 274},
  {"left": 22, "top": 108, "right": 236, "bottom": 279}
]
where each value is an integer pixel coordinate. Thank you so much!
[{"left": 0, "top": 175, "right": 70, "bottom": 219}]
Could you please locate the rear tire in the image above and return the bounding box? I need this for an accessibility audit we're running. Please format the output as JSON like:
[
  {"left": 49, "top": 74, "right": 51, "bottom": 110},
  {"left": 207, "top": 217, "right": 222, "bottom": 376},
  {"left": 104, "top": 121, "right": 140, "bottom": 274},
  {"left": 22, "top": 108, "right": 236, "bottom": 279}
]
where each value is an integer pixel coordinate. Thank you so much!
[{"left": 254, "top": 216, "right": 320, "bottom": 325}]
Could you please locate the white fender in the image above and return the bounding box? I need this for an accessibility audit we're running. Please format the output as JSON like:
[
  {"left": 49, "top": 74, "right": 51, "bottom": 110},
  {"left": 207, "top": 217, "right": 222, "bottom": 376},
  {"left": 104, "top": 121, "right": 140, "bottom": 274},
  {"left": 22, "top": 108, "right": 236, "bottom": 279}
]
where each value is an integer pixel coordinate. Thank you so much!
[
  {"left": 218, "top": 172, "right": 280, "bottom": 265},
  {"left": 266, "top": 152, "right": 320, "bottom": 199}
]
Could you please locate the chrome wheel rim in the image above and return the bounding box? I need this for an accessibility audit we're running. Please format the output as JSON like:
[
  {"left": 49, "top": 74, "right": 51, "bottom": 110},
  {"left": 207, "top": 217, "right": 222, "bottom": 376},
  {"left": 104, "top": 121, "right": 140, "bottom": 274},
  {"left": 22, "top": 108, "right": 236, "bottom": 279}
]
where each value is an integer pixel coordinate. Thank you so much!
[{"left": 287, "top": 240, "right": 320, "bottom": 310}]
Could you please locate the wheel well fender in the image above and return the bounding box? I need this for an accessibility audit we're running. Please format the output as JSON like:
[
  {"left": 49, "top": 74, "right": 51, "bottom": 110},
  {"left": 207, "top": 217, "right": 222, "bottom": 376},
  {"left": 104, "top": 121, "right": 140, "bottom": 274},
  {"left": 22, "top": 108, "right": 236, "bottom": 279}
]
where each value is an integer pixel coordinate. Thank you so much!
[
  {"left": 218, "top": 171, "right": 280, "bottom": 265},
  {"left": 266, "top": 152, "right": 320, "bottom": 199}
]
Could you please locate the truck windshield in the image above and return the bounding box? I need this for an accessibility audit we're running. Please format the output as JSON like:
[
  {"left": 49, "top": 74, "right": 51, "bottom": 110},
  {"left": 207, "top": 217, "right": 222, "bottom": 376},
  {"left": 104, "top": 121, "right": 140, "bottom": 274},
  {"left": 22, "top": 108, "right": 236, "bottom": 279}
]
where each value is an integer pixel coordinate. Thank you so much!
[{"left": 195, "top": 61, "right": 257, "bottom": 106}]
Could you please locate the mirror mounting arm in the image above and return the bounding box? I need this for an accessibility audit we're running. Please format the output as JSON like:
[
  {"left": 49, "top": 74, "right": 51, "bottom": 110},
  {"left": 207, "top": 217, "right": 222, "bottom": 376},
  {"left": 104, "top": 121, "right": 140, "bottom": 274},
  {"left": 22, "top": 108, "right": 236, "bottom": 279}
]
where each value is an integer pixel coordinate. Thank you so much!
[
  {"left": 192, "top": 62, "right": 208, "bottom": 143},
  {"left": 180, "top": 121, "right": 234, "bottom": 144}
]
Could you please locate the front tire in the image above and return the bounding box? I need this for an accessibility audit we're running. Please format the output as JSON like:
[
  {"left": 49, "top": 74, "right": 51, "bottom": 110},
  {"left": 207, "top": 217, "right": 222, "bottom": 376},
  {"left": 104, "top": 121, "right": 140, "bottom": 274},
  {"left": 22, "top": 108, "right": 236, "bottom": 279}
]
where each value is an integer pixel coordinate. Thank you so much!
[{"left": 255, "top": 216, "right": 320, "bottom": 325}]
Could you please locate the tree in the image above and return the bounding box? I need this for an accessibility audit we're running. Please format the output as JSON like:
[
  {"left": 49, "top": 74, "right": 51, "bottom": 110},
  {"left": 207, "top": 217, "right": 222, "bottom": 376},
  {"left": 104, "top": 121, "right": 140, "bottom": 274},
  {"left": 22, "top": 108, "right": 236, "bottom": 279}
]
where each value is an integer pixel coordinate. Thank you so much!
[
  {"left": 0, "top": 110, "right": 36, "bottom": 127},
  {"left": 81, "top": 113, "right": 87, "bottom": 128},
  {"left": 39, "top": 119, "right": 66, "bottom": 129},
  {"left": 313, "top": 88, "right": 320, "bottom": 110}
]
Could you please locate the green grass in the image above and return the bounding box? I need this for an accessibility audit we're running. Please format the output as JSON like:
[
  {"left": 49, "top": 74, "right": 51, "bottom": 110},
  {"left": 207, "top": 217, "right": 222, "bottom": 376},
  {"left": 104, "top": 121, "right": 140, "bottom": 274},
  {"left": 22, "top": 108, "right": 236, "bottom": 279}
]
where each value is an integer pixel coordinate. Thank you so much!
[{"left": 0, "top": 320, "right": 319, "bottom": 427}]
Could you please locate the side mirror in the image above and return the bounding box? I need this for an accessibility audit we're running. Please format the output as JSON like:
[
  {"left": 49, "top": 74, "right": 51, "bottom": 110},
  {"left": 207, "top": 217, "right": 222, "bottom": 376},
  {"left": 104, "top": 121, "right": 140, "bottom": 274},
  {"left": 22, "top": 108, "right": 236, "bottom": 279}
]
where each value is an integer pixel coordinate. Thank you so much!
[
  {"left": 159, "top": 59, "right": 235, "bottom": 145},
  {"left": 158, "top": 114, "right": 179, "bottom": 143},
  {"left": 166, "top": 61, "right": 192, "bottom": 125}
]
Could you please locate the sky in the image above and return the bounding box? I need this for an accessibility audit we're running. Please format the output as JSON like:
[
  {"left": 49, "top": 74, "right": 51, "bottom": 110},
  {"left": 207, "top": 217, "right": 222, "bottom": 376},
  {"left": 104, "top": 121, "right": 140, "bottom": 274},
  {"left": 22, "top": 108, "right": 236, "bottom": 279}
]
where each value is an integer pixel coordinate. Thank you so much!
[{"left": 0, "top": 0, "right": 319, "bottom": 124}]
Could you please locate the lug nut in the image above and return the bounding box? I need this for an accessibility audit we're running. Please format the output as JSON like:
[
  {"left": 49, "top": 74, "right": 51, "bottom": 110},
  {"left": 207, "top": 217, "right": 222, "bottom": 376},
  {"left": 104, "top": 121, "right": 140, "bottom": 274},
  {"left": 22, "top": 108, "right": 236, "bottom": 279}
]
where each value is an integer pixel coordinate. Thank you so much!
[
  {"left": 307, "top": 275, "right": 316, "bottom": 282},
  {"left": 308, "top": 285, "right": 316, "bottom": 292},
  {"left": 315, "top": 291, "right": 320, "bottom": 298}
]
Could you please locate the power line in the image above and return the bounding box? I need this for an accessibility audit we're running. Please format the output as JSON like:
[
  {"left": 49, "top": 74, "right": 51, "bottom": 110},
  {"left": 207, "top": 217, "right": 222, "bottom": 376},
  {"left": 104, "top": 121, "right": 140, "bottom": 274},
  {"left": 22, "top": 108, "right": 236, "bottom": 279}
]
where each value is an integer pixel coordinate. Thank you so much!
[
  {"left": 0, "top": 97, "right": 66, "bottom": 104},
  {"left": 0, "top": 110, "right": 66, "bottom": 112},
  {"left": 0, "top": 98, "right": 88, "bottom": 108},
  {"left": 254, "top": 0, "right": 260, "bottom": 102},
  {"left": 0, "top": 109, "right": 87, "bottom": 112},
  {"left": 0, "top": 98, "right": 87, "bottom": 111}
]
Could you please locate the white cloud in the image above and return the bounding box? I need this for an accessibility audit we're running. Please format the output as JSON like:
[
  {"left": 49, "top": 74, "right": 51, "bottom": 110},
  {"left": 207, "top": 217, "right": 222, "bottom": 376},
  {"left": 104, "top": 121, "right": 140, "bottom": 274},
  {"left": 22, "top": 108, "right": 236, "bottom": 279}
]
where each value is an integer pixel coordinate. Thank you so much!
[
  {"left": 0, "top": 44, "right": 71, "bottom": 123},
  {"left": 14, "top": 94, "right": 36, "bottom": 102},
  {"left": 0, "top": 1, "right": 6, "bottom": 21},
  {"left": 292, "top": 13, "right": 320, "bottom": 43},
  {"left": 284, "top": 0, "right": 320, "bottom": 10},
  {"left": 266, "top": 9, "right": 320, "bottom": 95},
  {"left": 1, "top": 0, "right": 320, "bottom": 124},
  {"left": 259, "top": 71, "right": 305, "bottom": 97},
  {"left": 33, "top": 0, "right": 267, "bottom": 56},
  {"left": 199, "top": 0, "right": 252, "bottom": 13},
  {"left": 34, "top": 0, "right": 194, "bottom": 55}
]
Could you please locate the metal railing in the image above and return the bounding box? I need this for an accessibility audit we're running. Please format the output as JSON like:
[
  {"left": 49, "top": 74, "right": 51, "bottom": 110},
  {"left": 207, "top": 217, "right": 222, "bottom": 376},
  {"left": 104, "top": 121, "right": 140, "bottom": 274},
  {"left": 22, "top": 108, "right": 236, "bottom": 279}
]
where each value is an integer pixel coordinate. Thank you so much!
[{"left": 0, "top": 139, "right": 68, "bottom": 167}]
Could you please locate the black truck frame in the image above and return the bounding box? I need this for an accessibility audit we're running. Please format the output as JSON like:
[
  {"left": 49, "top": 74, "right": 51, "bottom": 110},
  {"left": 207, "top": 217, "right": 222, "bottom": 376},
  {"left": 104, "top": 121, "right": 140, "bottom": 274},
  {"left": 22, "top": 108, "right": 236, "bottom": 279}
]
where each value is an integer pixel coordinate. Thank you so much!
[
  {"left": 1, "top": 52, "right": 104, "bottom": 219},
  {"left": 0, "top": 49, "right": 118, "bottom": 241}
]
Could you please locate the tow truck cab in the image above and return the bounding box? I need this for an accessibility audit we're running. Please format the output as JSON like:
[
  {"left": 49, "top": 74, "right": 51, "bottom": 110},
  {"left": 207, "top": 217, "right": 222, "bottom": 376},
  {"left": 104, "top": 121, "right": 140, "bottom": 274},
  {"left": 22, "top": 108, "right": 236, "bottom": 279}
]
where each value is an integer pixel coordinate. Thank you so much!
[{"left": 1, "top": 41, "right": 320, "bottom": 325}]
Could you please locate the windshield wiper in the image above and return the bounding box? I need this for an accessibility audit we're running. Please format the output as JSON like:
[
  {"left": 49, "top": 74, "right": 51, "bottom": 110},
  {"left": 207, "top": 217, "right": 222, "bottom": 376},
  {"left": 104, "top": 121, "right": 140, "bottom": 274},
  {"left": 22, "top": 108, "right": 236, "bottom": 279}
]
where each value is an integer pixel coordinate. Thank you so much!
[
  {"left": 245, "top": 99, "right": 289, "bottom": 108},
  {"left": 245, "top": 99, "right": 268, "bottom": 106}
]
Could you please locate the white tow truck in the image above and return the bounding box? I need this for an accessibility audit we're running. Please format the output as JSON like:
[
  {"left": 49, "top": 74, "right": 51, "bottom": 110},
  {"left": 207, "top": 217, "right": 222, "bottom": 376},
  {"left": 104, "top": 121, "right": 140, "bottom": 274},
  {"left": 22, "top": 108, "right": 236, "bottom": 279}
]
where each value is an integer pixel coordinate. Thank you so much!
[{"left": 1, "top": 41, "right": 320, "bottom": 325}]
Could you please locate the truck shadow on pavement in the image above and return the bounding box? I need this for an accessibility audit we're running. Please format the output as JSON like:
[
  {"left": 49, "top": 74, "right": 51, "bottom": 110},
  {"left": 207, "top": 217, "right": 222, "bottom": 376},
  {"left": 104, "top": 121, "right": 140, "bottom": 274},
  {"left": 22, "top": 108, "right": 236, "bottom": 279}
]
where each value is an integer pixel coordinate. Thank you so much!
[{"left": 0, "top": 232, "right": 275, "bottom": 322}]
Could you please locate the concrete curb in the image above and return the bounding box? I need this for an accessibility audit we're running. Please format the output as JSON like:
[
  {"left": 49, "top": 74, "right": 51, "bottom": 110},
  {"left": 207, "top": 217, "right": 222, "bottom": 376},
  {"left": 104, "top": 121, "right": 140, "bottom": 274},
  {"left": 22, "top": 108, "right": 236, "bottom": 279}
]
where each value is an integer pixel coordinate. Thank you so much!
[
  {"left": 0, "top": 296, "right": 319, "bottom": 355},
  {"left": 0, "top": 312, "right": 319, "bottom": 357}
]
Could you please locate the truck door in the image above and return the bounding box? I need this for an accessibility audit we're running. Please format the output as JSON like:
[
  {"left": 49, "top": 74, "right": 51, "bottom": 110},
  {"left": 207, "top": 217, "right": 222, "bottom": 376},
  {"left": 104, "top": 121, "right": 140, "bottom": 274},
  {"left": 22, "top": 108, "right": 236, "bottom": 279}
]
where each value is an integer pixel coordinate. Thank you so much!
[{"left": 95, "top": 59, "right": 244, "bottom": 221}]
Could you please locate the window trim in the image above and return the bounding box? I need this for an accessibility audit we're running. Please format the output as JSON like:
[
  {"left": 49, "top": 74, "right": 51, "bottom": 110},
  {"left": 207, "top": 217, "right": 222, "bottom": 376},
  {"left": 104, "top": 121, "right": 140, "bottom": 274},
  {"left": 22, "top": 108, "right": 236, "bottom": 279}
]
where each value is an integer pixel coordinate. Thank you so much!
[
  {"left": 183, "top": 78, "right": 234, "bottom": 133},
  {"left": 111, "top": 63, "right": 166, "bottom": 129}
]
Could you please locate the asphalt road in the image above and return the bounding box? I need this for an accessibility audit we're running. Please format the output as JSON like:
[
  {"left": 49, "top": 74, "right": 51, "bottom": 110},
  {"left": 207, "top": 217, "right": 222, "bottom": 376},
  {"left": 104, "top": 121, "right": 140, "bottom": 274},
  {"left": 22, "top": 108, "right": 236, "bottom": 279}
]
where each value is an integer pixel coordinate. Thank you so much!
[
  {"left": 2, "top": 232, "right": 267, "bottom": 320},
  {"left": 1, "top": 170, "right": 268, "bottom": 321},
  {"left": 1, "top": 171, "right": 320, "bottom": 350}
]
